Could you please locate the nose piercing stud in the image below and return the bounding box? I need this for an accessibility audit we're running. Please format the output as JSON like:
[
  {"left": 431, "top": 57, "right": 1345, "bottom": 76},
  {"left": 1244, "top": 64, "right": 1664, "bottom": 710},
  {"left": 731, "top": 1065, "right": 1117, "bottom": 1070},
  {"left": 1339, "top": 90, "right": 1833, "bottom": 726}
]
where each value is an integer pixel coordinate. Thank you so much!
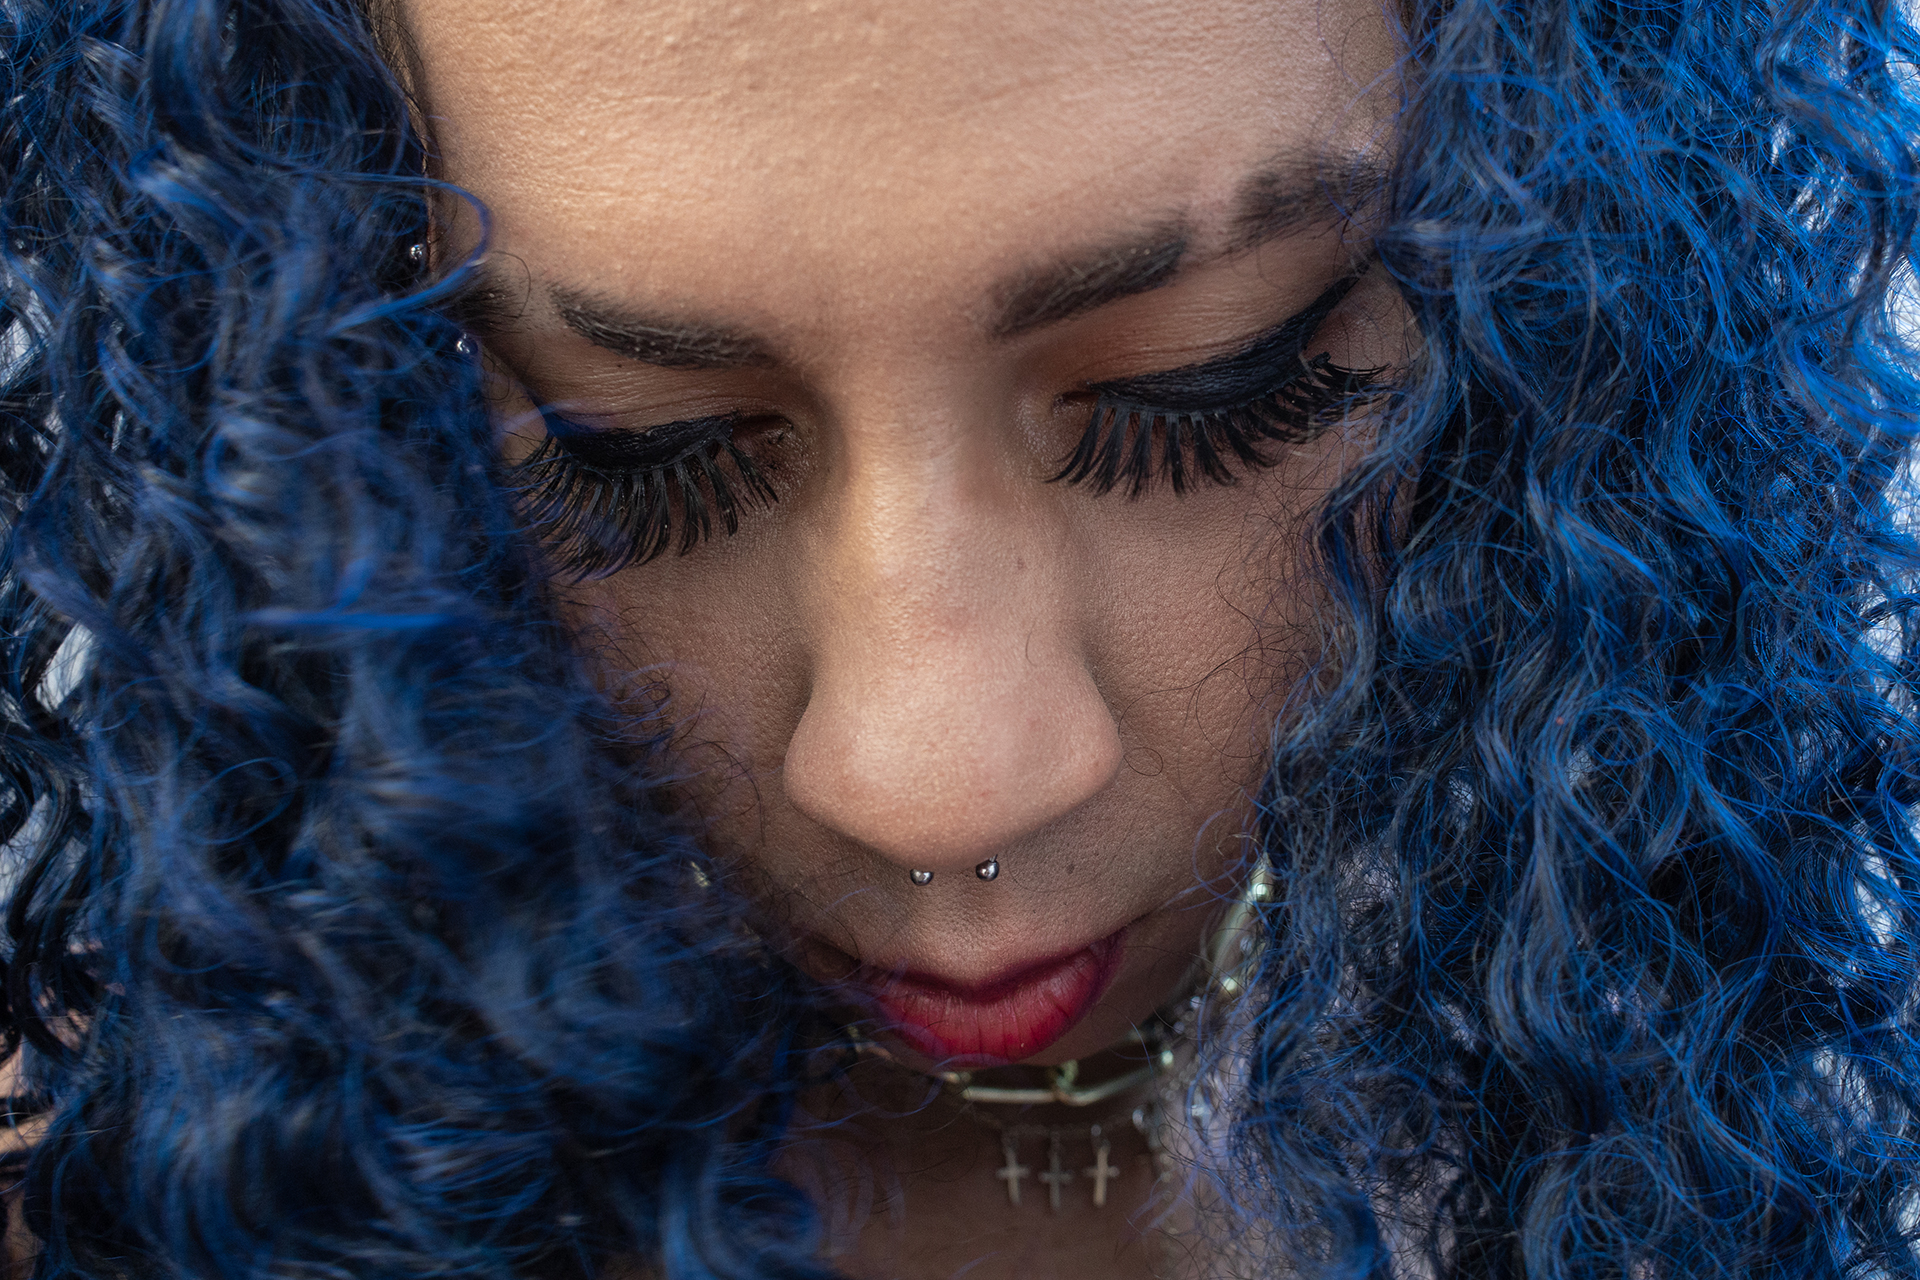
[{"left": 910, "top": 862, "right": 1000, "bottom": 885}]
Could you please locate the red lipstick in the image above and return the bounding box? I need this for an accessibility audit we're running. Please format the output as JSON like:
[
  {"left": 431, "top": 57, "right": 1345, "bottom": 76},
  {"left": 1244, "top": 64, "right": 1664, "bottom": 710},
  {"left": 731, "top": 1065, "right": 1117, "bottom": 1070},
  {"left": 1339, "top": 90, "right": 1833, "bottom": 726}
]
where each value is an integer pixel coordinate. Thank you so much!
[{"left": 862, "top": 931, "right": 1125, "bottom": 1065}]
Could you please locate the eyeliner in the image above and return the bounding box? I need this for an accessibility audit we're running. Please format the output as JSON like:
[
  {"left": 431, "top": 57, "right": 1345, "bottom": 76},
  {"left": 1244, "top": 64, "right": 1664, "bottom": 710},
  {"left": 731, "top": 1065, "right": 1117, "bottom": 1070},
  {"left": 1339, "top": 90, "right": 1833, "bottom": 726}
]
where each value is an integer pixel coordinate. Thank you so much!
[
  {"left": 1090, "top": 272, "right": 1362, "bottom": 411},
  {"left": 541, "top": 409, "right": 738, "bottom": 471}
]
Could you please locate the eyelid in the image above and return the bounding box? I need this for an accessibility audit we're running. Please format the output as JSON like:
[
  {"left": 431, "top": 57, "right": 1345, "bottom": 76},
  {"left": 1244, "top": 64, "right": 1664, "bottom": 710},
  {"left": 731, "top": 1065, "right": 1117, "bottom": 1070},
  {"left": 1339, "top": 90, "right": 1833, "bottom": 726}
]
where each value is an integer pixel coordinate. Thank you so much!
[
  {"left": 541, "top": 409, "right": 741, "bottom": 471},
  {"left": 531, "top": 273, "right": 1363, "bottom": 472},
  {"left": 1086, "top": 273, "right": 1362, "bottom": 411}
]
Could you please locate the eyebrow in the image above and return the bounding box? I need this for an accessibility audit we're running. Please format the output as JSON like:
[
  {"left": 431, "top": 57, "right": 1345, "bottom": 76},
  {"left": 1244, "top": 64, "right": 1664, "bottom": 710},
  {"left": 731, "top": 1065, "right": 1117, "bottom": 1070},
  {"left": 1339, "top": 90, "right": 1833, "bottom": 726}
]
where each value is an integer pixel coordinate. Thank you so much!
[
  {"left": 551, "top": 287, "right": 774, "bottom": 370},
  {"left": 985, "top": 230, "right": 1190, "bottom": 339},
  {"left": 462, "top": 150, "right": 1384, "bottom": 370},
  {"left": 450, "top": 260, "right": 778, "bottom": 371},
  {"left": 987, "top": 151, "right": 1384, "bottom": 339}
]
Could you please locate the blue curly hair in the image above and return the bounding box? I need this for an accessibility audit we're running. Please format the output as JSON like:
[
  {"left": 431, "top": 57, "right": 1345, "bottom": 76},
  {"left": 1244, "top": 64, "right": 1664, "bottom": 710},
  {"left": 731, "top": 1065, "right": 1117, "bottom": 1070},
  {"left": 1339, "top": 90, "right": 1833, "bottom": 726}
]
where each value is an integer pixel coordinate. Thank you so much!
[{"left": 3, "top": 0, "right": 1918, "bottom": 1277}]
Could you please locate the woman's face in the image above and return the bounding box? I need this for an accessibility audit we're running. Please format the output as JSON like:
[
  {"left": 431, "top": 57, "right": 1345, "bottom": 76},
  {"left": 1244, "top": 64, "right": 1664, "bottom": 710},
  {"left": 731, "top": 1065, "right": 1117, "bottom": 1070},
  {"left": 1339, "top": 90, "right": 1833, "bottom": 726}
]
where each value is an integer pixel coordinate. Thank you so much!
[{"left": 402, "top": 0, "right": 1400, "bottom": 1067}]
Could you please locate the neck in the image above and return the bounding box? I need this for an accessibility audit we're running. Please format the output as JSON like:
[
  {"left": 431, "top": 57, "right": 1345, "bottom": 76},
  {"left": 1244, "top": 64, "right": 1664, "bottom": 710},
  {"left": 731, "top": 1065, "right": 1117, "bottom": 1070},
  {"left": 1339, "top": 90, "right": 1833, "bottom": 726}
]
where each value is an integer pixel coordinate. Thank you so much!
[{"left": 780, "top": 1034, "right": 1183, "bottom": 1280}]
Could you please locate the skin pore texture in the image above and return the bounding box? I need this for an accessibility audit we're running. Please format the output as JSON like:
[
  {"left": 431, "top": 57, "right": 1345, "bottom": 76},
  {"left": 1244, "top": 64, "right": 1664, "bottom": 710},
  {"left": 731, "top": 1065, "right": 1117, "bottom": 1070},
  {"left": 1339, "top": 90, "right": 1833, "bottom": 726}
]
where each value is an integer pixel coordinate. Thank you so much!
[{"left": 398, "top": 0, "right": 1402, "bottom": 1274}]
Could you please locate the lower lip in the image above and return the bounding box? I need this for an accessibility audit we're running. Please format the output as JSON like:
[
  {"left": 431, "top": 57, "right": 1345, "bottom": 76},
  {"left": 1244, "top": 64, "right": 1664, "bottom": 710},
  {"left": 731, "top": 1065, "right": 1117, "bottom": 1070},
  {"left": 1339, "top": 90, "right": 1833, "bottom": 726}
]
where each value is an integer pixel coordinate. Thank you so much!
[{"left": 862, "top": 932, "right": 1126, "bottom": 1065}]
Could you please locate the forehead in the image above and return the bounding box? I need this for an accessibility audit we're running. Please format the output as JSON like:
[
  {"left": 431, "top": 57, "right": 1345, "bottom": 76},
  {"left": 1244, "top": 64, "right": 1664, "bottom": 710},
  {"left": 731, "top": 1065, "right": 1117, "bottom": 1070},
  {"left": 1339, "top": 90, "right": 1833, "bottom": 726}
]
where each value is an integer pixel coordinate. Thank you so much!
[{"left": 400, "top": 0, "right": 1392, "bottom": 328}]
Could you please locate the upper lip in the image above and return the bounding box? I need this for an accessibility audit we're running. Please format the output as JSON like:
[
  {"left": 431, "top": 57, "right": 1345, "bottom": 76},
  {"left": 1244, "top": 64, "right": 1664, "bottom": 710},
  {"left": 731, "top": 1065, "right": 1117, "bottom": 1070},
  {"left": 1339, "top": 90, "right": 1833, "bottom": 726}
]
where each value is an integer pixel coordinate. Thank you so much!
[
  {"left": 864, "top": 937, "right": 1114, "bottom": 997},
  {"left": 812, "top": 917, "right": 1138, "bottom": 996}
]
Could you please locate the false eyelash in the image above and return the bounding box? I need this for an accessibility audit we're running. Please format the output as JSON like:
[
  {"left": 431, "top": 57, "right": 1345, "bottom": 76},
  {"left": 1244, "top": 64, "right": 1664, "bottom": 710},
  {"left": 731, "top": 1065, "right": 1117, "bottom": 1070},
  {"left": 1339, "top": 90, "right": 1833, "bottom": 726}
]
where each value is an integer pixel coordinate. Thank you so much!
[
  {"left": 516, "top": 291, "right": 1375, "bottom": 572},
  {"left": 1051, "top": 352, "right": 1379, "bottom": 498},
  {"left": 514, "top": 411, "right": 779, "bottom": 576}
]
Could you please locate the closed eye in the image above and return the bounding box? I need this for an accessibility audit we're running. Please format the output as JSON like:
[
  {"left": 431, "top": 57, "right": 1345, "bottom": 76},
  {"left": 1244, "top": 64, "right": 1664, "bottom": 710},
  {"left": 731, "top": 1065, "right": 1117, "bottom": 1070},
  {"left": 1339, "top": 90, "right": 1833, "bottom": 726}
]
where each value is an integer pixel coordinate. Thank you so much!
[
  {"left": 1052, "top": 271, "right": 1381, "bottom": 497},
  {"left": 507, "top": 269, "right": 1380, "bottom": 573}
]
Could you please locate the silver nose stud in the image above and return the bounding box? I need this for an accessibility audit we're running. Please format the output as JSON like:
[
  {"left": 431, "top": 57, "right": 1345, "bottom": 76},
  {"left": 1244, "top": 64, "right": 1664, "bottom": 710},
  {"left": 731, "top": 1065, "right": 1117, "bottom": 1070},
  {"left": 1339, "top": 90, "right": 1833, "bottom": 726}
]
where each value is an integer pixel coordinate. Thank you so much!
[{"left": 910, "top": 862, "right": 1000, "bottom": 885}]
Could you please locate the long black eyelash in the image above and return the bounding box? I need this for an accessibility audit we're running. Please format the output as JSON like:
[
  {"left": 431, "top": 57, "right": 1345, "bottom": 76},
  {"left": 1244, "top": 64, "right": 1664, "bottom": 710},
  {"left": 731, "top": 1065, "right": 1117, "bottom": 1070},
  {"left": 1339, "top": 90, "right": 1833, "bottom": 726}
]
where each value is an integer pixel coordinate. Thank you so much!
[
  {"left": 517, "top": 312, "right": 1374, "bottom": 571},
  {"left": 514, "top": 413, "right": 779, "bottom": 576},
  {"left": 1051, "top": 353, "right": 1381, "bottom": 498}
]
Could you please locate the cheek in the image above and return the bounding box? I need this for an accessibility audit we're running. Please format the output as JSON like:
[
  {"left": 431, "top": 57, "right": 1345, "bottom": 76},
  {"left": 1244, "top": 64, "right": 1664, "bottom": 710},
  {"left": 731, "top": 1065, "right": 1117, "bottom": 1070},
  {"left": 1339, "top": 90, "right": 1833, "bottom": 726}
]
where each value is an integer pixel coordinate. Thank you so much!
[
  {"left": 563, "top": 545, "right": 814, "bottom": 821},
  {"left": 1079, "top": 477, "right": 1321, "bottom": 795}
]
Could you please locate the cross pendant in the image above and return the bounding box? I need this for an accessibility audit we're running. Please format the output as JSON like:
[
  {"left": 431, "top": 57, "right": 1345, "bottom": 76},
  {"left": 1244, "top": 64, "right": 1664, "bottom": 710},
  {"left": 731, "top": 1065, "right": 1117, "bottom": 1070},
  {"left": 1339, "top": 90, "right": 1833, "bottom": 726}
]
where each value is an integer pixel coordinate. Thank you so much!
[
  {"left": 995, "top": 1137, "right": 1031, "bottom": 1207},
  {"left": 1037, "top": 1131, "right": 1075, "bottom": 1212},
  {"left": 1081, "top": 1131, "right": 1121, "bottom": 1208}
]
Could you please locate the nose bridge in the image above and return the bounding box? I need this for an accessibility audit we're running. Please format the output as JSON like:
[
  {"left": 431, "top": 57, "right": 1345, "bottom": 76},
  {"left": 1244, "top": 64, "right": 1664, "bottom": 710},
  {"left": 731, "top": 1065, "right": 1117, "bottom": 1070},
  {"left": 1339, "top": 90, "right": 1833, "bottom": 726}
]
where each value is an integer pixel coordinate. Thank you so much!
[{"left": 780, "top": 425, "right": 1124, "bottom": 869}]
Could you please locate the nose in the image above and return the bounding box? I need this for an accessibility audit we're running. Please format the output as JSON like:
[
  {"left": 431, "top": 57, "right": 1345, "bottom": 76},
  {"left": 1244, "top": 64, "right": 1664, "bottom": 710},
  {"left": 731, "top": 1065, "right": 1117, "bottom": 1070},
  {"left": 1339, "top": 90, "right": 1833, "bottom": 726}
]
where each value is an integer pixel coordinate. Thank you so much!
[{"left": 780, "top": 457, "right": 1123, "bottom": 873}]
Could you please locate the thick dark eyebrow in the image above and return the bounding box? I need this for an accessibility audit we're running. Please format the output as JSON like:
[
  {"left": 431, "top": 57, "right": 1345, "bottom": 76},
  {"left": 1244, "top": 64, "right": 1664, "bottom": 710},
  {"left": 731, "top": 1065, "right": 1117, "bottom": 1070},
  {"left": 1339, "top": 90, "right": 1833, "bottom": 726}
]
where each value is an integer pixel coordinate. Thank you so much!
[
  {"left": 985, "top": 230, "right": 1189, "bottom": 340},
  {"left": 456, "top": 150, "right": 1386, "bottom": 368},
  {"left": 984, "top": 151, "right": 1386, "bottom": 340},
  {"left": 549, "top": 287, "right": 774, "bottom": 370},
  {"left": 451, "top": 262, "right": 775, "bottom": 372},
  {"left": 1229, "top": 151, "right": 1387, "bottom": 253}
]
